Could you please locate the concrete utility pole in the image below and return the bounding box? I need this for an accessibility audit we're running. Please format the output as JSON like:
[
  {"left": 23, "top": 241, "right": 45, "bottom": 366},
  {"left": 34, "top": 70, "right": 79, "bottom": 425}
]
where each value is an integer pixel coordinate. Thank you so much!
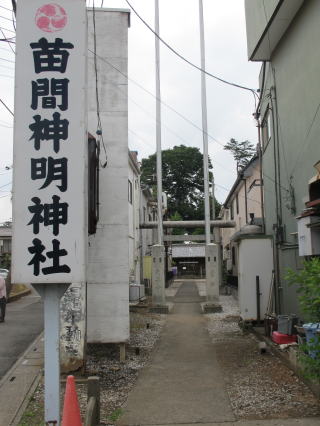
[
  {"left": 199, "top": 0, "right": 220, "bottom": 308},
  {"left": 199, "top": 0, "right": 210, "bottom": 245},
  {"left": 155, "top": 0, "right": 163, "bottom": 247},
  {"left": 152, "top": 0, "right": 167, "bottom": 310}
]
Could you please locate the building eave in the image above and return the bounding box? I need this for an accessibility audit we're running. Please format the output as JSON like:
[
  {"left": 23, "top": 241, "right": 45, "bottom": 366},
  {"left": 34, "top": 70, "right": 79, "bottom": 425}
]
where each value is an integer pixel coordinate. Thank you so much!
[{"left": 223, "top": 156, "right": 258, "bottom": 208}]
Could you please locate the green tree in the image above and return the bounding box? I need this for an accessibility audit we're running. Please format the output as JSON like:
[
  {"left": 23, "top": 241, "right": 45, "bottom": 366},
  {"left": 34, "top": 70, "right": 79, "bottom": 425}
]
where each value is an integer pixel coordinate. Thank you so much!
[
  {"left": 286, "top": 258, "right": 320, "bottom": 381},
  {"left": 141, "top": 145, "right": 220, "bottom": 221},
  {"left": 169, "top": 211, "right": 185, "bottom": 235},
  {"left": 224, "top": 138, "right": 256, "bottom": 172}
]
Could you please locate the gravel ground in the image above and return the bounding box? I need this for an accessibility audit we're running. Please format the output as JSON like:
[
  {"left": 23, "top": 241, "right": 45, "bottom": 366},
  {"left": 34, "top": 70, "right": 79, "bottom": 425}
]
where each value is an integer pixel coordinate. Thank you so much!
[
  {"left": 206, "top": 295, "right": 320, "bottom": 420},
  {"left": 18, "top": 291, "right": 320, "bottom": 425},
  {"left": 18, "top": 310, "right": 166, "bottom": 426}
]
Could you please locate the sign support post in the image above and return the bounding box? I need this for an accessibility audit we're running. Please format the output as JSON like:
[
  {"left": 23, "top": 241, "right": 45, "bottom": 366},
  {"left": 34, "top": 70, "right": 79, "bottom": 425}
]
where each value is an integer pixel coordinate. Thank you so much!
[
  {"left": 34, "top": 283, "right": 69, "bottom": 425},
  {"left": 12, "top": 1, "right": 87, "bottom": 423}
]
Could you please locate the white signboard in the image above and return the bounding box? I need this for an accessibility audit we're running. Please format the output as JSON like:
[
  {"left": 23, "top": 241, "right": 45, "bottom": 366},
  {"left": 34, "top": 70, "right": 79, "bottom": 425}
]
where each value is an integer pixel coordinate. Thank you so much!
[{"left": 12, "top": 1, "right": 87, "bottom": 284}]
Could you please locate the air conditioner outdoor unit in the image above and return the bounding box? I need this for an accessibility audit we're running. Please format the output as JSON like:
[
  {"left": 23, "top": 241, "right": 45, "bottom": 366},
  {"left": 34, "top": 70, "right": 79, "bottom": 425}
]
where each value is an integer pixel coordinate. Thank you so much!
[{"left": 129, "top": 284, "right": 145, "bottom": 302}]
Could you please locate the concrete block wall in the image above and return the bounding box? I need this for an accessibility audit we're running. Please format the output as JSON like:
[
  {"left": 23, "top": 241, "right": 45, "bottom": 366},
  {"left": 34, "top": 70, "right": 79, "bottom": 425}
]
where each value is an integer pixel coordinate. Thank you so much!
[{"left": 87, "top": 8, "right": 130, "bottom": 343}]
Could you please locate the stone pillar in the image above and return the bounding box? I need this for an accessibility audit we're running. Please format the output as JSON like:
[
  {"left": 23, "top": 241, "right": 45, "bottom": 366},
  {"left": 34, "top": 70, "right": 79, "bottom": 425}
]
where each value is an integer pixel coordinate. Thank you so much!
[
  {"left": 205, "top": 244, "right": 221, "bottom": 306},
  {"left": 152, "top": 244, "right": 166, "bottom": 306},
  {"left": 214, "top": 227, "right": 223, "bottom": 289}
]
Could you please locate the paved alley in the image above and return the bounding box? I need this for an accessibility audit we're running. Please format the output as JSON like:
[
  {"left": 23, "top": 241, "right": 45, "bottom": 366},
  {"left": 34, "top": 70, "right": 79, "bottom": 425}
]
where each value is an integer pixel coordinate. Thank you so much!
[
  {"left": 0, "top": 295, "right": 43, "bottom": 380},
  {"left": 119, "top": 281, "right": 235, "bottom": 425}
]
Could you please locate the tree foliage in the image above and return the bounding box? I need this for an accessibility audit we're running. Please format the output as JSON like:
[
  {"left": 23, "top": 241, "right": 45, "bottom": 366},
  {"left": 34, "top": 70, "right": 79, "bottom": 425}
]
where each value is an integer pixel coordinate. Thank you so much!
[
  {"left": 224, "top": 138, "right": 256, "bottom": 172},
  {"left": 286, "top": 258, "right": 320, "bottom": 381},
  {"left": 141, "top": 145, "right": 220, "bottom": 221}
]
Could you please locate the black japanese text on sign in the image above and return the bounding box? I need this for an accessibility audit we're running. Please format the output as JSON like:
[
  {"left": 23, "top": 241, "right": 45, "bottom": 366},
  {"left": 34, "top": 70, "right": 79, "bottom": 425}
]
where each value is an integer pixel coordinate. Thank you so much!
[{"left": 12, "top": 1, "right": 87, "bottom": 284}]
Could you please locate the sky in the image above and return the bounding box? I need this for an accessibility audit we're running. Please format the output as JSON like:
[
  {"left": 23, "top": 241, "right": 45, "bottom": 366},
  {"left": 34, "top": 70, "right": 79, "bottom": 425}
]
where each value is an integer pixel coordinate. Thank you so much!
[{"left": 0, "top": 0, "right": 261, "bottom": 223}]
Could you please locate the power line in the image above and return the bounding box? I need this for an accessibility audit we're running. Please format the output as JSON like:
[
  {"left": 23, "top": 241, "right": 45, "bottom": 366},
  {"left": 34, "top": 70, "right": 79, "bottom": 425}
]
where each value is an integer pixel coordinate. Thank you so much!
[
  {"left": 0, "top": 5, "right": 12, "bottom": 13},
  {"left": 0, "top": 14, "right": 14, "bottom": 23},
  {"left": 0, "top": 28, "right": 15, "bottom": 53},
  {"left": 0, "top": 181, "right": 12, "bottom": 190},
  {"left": 124, "top": 0, "right": 259, "bottom": 103},
  {"left": 0, "top": 45, "right": 14, "bottom": 53},
  {"left": 0, "top": 38, "right": 15, "bottom": 43},
  {"left": 88, "top": 48, "right": 239, "bottom": 176},
  {"left": 0, "top": 56, "right": 14, "bottom": 63},
  {"left": 91, "top": 0, "right": 108, "bottom": 168},
  {"left": 0, "top": 97, "right": 13, "bottom": 116},
  {"left": 0, "top": 26, "right": 15, "bottom": 34},
  {"left": 88, "top": 48, "right": 226, "bottom": 150}
]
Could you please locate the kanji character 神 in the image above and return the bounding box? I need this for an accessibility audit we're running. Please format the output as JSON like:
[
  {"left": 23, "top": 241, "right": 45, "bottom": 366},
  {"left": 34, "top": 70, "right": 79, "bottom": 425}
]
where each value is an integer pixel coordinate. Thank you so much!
[
  {"left": 28, "top": 195, "right": 68, "bottom": 236},
  {"left": 29, "top": 112, "right": 69, "bottom": 153},
  {"left": 31, "top": 157, "right": 68, "bottom": 192},
  {"left": 30, "top": 38, "right": 74, "bottom": 74},
  {"left": 31, "top": 78, "right": 69, "bottom": 111}
]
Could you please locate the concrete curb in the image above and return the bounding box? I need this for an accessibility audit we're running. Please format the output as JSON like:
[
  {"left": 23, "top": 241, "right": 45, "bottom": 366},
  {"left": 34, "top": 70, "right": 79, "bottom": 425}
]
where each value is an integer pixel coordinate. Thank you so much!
[
  {"left": 8, "top": 289, "right": 31, "bottom": 303},
  {"left": 0, "top": 332, "right": 44, "bottom": 426}
]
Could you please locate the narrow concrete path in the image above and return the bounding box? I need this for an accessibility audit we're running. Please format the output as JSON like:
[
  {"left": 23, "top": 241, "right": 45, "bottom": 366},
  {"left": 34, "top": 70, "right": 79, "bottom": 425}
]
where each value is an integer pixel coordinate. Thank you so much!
[{"left": 119, "top": 281, "right": 235, "bottom": 425}]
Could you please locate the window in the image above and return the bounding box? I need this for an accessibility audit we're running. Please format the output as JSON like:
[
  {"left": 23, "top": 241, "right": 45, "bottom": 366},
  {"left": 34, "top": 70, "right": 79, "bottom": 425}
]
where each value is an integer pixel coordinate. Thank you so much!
[
  {"left": 128, "top": 180, "right": 133, "bottom": 204},
  {"left": 261, "top": 108, "right": 272, "bottom": 149},
  {"left": 230, "top": 202, "right": 234, "bottom": 220},
  {"left": 143, "top": 206, "right": 146, "bottom": 223},
  {"left": 236, "top": 193, "right": 239, "bottom": 214},
  {"left": 88, "top": 134, "right": 99, "bottom": 235},
  {"left": 232, "top": 246, "right": 236, "bottom": 266}
]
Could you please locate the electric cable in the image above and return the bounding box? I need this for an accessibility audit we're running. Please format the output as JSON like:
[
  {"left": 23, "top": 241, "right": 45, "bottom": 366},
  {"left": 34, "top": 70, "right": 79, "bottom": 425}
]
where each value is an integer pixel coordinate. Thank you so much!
[
  {"left": 0, "top": 26, "right": 15, "bottom": 34},
  {"left": 0, "top": 181, "right": 12, "bottom": 190},
  {"left": 0, "top": 45, "right": 14, "bottom": 53},
  {"left": 88, "top": 48, "right": 227, "bottom": 150},
  {"left": 0, "top": 14, "right": 14, "bottom": 23},
  {"left": 11, "top": 0, "right": 16, "bottom": 17},
  {"left": 88, "top": 49, "right": 238, "bottom": 174},
  {"left": 0, "top": 97, "right": 13, "bottom": 116},
  {"left": 0, "top": 57, "right": 14, "bottom": 63},
  {"left": 0, "top": 5, "right": 11, "bottom": 13},
  {"left": 91, "top": 0, "right": 108, "bottom": 168},
  {"left": 11, "top": 9, "right": 16, "bottom": 32},
  {"left": 124, "top": 0, "right": 259, "bottom": 103},
  {"left": 0, "top": 38, "right": 15, "bottom": 43},
  {"left": 0, "top": 28, "right": 15, "bottom": 53}
]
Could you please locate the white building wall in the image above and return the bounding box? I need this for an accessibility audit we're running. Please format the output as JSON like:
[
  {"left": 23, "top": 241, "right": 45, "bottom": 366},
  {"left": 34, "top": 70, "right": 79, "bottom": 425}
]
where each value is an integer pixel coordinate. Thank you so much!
[
  {"left": 128, "top": 155, "right": 141, "bottom": 284},
  {"left": 220, "top": 159, "right": 263, "bottom": 277},
  {"left": 87, "top": 9, "right": 130, "bottom": 343},
  {"left": 238, "top": 238, "right": 273, "bottom": 321}
]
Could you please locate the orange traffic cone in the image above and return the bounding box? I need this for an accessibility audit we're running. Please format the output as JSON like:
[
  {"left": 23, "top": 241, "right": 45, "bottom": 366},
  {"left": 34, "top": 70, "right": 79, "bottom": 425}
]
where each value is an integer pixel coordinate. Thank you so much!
[{"left": 61, "top": 375, "right": 82, "bottom": 426}]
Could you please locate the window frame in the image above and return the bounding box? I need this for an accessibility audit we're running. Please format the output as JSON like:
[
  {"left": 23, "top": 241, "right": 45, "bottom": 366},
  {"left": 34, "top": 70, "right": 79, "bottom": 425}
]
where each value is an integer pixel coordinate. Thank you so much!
[{"left": 128, "top": 179, "right": 133, "bottom": 204}]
